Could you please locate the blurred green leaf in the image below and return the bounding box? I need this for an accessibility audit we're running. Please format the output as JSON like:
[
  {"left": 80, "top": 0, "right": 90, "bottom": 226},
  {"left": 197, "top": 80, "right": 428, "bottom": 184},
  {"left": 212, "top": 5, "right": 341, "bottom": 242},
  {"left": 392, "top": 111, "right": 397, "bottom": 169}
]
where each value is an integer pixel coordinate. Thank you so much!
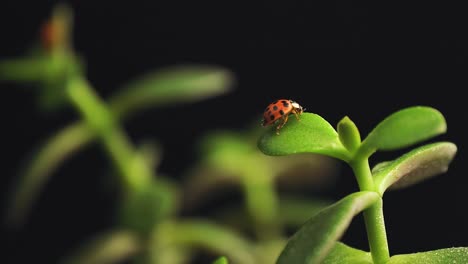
[
  {"left": 154, "top": 220, "right": 256, "bottom": 264},
  {"left": 149, "top": 246, "right": 192, "bottom": 264},
  {"left": 322, "top": 242, "right": 372, "bottom": 264},
  {"left": 60, "top": 230, "right": 140, "bottom": 264},
  {"left": 278, "top": 196, "right": 334, "bottom": 227},
  {"left": 387, "top": 247, "right": 468, "bottom": 263},
  {"left": 276, "top": 191, "right": 379, "bottom": 264},
  {"left": 258, "top": 113, "right": 350, "bottom": 161},
  {"left": 212, "top": 256, "right": 229, "bottom": 264},
  {"left": 197, "top": 131, "right": 281, "bottom": 239},
  {"left": 5, "top": 123, "right": 93, "bottom": 226},
  {"left": 0, "top": 56, "right": 53, "bottom": 82},
  {"left": 201, "top": 131, "right": 259, "bottom": 176},
  {"left": 197, "top": 130, "right": 338, "bottom": 183},
  {"left": 253, "top": 239, "right": 286, "bottom": 264},
  {"left": 373, "top": 142, "right": 457, "bottom": 194},
  {"left": 206, "top": 196, "right": 333, "bottom": 236},
  {"left": 182, "top": 152, "right": 338, "bottom": 214},
  {"left": 110, "top": 65, "right": 235, "bottom": 118},
  {"left": 359, "top": 106, "right": 446, "bottom": 157}
]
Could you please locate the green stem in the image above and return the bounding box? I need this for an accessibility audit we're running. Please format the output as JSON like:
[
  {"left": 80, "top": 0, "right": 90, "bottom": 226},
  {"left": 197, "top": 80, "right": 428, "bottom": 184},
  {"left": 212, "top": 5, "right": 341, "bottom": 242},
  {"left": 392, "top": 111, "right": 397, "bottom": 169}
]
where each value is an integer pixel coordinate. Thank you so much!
[
  {"left": 363, "top": 198, "right": 389, "bottom": 264},
  {"left": 65, "top": 76, "right": 150, "bottom": 191},
  {"left": 350, "top": 158, "right": 389, "bottom": 264},
  {"left": 350, "top": 158, "right": 374, "bottom": 191}
]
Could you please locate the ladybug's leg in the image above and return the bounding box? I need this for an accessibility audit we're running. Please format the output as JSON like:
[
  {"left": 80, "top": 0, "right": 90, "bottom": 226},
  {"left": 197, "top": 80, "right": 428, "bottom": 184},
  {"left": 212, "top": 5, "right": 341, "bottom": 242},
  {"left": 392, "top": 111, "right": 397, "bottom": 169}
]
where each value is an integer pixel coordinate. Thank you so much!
[
  {"left": 292, "top": 109, "right": 301, "bottom": 121},
  {"left": 276, "top": 114, "right": 289, "bottom": 135}
]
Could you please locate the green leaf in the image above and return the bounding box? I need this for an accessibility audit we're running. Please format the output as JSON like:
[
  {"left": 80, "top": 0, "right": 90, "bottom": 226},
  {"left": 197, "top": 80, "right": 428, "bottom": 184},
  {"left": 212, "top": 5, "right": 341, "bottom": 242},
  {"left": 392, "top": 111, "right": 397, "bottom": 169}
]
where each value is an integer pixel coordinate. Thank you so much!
[
  {"left": 387, "top": 247, "right": 468, "bottom": 264},
  {"left": 373, "top": 142, "right": 457, "bottom": 194},
  {"left": 109, "top": 65, "right": 235, "bottom": 118},
  {"left": 200, "top": 131, "right": 256, "bottom": 176},
  {"left": 253, "top": 239, "right": 287, "bottom": 264},
  {"left": 60, "top": 230, "right": 140, "bottom": 264},
  {"left": 212, "top": 256, "right": 229, "bottom": 264},
  {"left": 360, "top": 106, "right": 446, "bottom": 157},
  {"left": 0, "top": 57, "right": 52, "bottom": 82},
  {"left": 147, "top": 245, "right": 192, "bottom": 264},
  {"left": 276, "top": 191, "right": 379, "bottom": 264},
  {"left": 258, "top": 113, "right": 350, "bottom": 161},
  {"left": 198, "top": 131, "right": 281, "bottom": 239},
  {"left": 4, "top": 123, "right": 93, "bottom": 227},
  {"left": 322, "top": 242, "right": 373, "bottom": 264},
  {"left": 209, "top": 197, "right": 332, "bottom": 235},
  {"left": 154, "top": 220, "right": 256, "bottom": 264}
]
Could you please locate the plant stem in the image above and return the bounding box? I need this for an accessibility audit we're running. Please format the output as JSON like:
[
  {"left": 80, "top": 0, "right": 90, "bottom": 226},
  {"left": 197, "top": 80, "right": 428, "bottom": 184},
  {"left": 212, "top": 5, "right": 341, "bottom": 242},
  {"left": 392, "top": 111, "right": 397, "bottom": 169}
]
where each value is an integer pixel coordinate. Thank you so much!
[
  {"left": 65, "top": 76, "right": 151, "bottom": 192},
  {"left": 363, "top": 198, "right": 389, "bottom": 264},
  {"left": 350, "top": 158, "right": 389, "bottom": 264}
]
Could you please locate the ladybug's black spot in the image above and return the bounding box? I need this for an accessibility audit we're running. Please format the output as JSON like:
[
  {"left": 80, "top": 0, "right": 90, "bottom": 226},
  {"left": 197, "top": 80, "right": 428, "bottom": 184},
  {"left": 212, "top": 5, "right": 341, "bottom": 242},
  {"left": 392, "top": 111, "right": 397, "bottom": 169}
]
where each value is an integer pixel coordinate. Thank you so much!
[
  {"left": 269, "top": 114, "right": 275, "bottom": 120},
  {"left": 273, "top": 105, "right": 278, "bottom": 111},
  {"left": 279, "top": 110, "right": 285, "bottom": 115},
  {"left": 281, "top": 100, "right": 289, "bottom": 107},
  {"left": 265, "top": 106, "right": 270, "bottom": 111}
]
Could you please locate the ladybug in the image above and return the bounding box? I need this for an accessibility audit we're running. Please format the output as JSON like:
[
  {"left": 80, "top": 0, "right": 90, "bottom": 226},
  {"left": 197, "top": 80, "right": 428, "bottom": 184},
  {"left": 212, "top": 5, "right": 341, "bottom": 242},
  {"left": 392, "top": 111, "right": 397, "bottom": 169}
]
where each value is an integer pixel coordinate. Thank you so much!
[{"left": 262, "top": 99, "right": 304, "bottom": 135}]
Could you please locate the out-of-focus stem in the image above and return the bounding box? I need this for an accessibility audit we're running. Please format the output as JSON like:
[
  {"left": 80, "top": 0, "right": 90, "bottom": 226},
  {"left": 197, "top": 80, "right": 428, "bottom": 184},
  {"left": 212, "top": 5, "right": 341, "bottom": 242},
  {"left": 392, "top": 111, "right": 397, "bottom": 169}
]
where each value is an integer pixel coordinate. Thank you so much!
[{"left": 66, "top": 76, "right": 150, "bottom": 191}]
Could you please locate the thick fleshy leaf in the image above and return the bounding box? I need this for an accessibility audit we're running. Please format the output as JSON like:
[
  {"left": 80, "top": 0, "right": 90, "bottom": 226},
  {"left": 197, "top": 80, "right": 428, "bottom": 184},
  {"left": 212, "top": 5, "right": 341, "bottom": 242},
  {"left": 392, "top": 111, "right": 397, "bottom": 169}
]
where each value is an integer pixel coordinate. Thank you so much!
[
  {"left": 373, "top": 142, "right": 457, "bottom": 194},
  {"left": 388, "top": 247, "right": 468, "bottom": 264},
  {"left": 322, "top": 242, "right": 372, "bottom": 264},
  {"left": 276, "top": 191, "right": 379, "bottom": 264},
  {"left": 337, "top": 116, "right": 361, "bottom": 153},
  {"left": 109, "top": 65, "right": 235, "bottom": 118},
  {"left": 360, "top": 106, "right": 446, "bottom": 157},
  {"left": 60, "top": 230, "right": 140, "bottom": 264},
  {"left": 212, "top": 256, "right": 229, "bottom": 264},
  {"left": 258, "top": 113, "right": 350, "bottom": 161}
]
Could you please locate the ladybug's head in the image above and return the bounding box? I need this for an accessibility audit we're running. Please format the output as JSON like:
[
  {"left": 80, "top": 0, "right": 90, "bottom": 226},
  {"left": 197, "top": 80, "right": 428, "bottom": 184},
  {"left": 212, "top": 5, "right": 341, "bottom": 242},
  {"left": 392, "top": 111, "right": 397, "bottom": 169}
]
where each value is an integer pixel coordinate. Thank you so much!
[{"left": 290, "top": 100, "right": 304, "bottom": 114}]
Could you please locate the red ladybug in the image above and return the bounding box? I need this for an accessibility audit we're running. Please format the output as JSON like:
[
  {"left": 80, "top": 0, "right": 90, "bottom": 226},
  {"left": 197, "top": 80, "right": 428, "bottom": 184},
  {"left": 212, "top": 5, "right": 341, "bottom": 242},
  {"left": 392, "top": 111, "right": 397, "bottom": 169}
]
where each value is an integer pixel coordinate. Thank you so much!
[{"left": 262, "top": 99, "right": 304, "bottom": 135}]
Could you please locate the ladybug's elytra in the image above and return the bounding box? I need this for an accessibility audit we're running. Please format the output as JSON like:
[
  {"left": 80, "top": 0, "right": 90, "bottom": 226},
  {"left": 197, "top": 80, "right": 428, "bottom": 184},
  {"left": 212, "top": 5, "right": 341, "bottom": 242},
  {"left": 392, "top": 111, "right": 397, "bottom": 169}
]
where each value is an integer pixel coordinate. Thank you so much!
[{"left": 262, "top": 99, "right": 304, "bottom": 135}]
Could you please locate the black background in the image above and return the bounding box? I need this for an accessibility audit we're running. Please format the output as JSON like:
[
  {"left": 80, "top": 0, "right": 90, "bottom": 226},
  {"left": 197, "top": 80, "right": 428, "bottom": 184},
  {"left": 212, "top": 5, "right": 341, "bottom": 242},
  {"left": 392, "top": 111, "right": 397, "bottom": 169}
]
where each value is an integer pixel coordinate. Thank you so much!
[{"left": 2, "top": 0, "right": 468, "bottom": 263}]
